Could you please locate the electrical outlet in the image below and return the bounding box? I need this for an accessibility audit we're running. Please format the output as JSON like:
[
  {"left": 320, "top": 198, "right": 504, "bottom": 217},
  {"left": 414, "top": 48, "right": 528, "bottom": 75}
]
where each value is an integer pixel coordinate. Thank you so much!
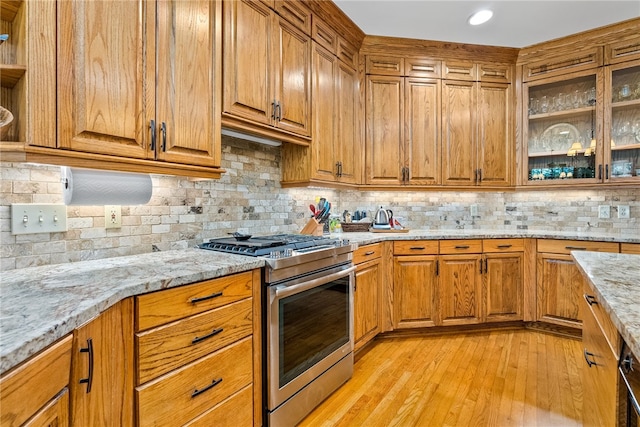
[
  {"left": 598, "top": 205, "right": 610, "bottom": 219},
  {"left": 11, "top": 204, "right": 68, "bottom": 235},
  {"left": 618, "top": 205, "right": 630, "bottom": 219},
  {"left": 105, "top": 205, "right": 122, "bottom": 229},
  {"left": 470, "top": 204, "right": 479, "bottom": 217}
]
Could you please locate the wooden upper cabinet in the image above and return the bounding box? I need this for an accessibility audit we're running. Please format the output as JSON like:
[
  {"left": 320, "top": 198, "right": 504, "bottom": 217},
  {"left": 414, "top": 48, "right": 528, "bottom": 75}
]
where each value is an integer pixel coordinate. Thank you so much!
[
  {"left": 155, "top": 0, "right": 222, "bottom": 167},
  {"left": 605, "top": 36, "right": 640, "bottom": 65},
  {"left": 477, "top": 81, "right": 512, "bottom": 186},
  {"left": 366, "top": 55, "right": 404, "bottom": 76},
  {"left": 274, "top": 0, "right": 311, "bottom": 35},
  {"left": 223, "top": 0, "right": 311, "bottom": 140},
  {"left": 442, "top": 61, "right": 477, "bottom": 81},
  {"left": 405, "top": 77, "right": 440, "bottom": 185},
  {"left": 442, "top": 79, "right": 477, "bottom": 185},
  {"left": 57, "top": 0, "right": 151, "bottom": 159},
  {"left": 70, "top": 299, "right": 134, "bottom": 427},
  {"left": 522, "top": 47, "right": 604, "bottom": 82},
  {"left": 335, "top": 61, "right": 361, "bottom": 184},
  {"left": 365, "top": 75, "right": 404, "bottom": 185},
  {"left": 406, "top": 58, "right": 441, "bottom": 78}
]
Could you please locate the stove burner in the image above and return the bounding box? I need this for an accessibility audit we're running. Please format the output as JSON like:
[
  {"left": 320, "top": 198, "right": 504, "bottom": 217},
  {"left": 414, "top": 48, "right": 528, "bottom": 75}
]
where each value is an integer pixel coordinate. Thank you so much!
[{"left": 199, "top": 233, "right": 343, "bottom": 257}]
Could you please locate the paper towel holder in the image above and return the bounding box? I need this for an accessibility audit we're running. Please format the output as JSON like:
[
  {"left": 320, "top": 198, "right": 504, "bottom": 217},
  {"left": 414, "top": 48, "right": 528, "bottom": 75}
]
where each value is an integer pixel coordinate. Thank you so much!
[{"left": 61, "top": 167, "right": 153, "bottom": 206}]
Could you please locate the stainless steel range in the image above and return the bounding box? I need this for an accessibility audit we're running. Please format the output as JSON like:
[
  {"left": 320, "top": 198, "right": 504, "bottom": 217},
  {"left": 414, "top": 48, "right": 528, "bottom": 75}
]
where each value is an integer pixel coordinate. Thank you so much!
[{"left": 200, "top": 234, "right": 357, "bottom": 426}]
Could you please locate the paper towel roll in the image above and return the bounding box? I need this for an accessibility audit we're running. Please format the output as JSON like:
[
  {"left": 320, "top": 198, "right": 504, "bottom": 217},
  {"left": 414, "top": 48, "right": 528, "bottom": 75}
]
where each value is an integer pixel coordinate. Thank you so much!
[{"left": 62, "top": 167, "right": 153, "bottom": 205}]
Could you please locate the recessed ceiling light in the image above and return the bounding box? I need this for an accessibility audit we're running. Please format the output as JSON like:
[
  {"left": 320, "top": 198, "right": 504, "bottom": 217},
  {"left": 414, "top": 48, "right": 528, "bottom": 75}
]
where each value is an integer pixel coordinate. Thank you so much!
[{"left": 468, "top": 9, "right": 493, "bottom": 26}]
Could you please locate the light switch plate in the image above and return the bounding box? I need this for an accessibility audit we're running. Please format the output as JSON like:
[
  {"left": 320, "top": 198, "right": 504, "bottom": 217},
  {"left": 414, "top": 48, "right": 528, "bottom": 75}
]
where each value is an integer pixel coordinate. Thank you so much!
[
  {"left": 618, "top": 205, "right": 630, "bottom": 219},
  {"left": 470, "top": 204, "right": 479, "bottom": 217},
  {"left": 11, "top": 204, "right": 68, "bottom": 235},
  {"left": 598, "top": 205, "right": 610, "bottom": 219},
  {"left": 104, "top": 205, "right": 122, "bottom": 229}
]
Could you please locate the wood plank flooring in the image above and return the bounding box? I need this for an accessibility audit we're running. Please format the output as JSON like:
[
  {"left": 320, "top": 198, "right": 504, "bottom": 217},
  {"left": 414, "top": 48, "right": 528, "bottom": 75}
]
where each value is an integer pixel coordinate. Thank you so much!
[{"left": 298, "top": 330, "right": 584, "bottom": 427}]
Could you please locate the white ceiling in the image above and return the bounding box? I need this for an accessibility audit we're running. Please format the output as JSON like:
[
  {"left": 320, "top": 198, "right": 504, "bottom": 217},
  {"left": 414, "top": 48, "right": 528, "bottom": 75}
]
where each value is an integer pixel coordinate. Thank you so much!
[{"left": 333, "top": 1, "right": 640, "bottom": 48}]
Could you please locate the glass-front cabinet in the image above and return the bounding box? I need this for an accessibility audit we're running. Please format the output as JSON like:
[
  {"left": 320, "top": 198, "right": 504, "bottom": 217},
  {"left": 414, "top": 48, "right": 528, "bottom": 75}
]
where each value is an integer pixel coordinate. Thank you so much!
[
  {"left": 606, "top": 61, "right": 640, "bottom": 183},
  {"left": 523, "top": 59, "right": 640, "bottom": 186}
]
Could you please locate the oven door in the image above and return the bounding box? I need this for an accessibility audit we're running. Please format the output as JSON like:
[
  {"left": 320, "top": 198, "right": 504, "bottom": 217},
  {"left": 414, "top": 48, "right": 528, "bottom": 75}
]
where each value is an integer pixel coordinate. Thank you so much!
[{"left": 267, "top": 263, "right": 355, "bottom": 411}]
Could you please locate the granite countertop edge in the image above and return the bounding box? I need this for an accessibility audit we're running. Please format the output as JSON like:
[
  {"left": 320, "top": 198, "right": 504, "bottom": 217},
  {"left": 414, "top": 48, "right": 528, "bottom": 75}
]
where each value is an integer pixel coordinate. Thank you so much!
[
  {"left": 2, "top": 229, "right": 638, "bottom": 374},
  {"left": 572, "top": 251, "right": 640, "bottom": 360}
]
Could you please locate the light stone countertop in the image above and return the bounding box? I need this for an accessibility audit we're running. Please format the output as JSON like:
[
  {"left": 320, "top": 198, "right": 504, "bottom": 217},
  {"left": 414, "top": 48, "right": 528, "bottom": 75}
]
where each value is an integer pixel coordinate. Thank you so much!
[
  {"left": 0, "top": 249, "right": 264, "bottom": 375},
  {"left": 1, "top": 228, "right": 639, "bottom": 375},
  {"left": 572, "top": 251, "right": 640, "bottom": 359}
]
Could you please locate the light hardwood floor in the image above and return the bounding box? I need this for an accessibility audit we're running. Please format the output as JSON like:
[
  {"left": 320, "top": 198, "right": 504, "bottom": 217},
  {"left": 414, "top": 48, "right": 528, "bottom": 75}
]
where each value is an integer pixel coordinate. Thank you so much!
[{"left": 299, "top": 329, "right": 584, "bottom": 427}]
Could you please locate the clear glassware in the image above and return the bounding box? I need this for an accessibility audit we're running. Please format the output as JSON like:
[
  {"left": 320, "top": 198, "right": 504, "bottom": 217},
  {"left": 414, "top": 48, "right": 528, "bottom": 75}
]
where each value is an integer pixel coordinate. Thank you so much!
[
  {"left": 540, "top": 95, "right": 548, "bottom": 113},
  {"left": 572, "top": 90, "right": 580, "bottom": 108}
]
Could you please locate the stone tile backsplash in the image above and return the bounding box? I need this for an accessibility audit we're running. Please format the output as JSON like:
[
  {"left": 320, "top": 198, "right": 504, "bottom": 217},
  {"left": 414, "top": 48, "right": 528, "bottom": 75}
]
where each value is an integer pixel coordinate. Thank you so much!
[{"left": 1, "top": 136, "right": 638, "bottom": 270}]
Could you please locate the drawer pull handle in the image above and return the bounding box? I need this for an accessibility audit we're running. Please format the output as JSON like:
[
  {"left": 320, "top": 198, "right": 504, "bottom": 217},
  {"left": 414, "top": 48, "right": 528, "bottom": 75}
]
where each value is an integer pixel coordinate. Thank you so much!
[
  {"left": 455, "top": 245, "right": 470, "bottom": 249},
  {"left": 192, "top": 378, "right": 223, "bottom": 398},
  {"left": 584, "top": 294, "right": 598, "bottom": 306},
  {"left": 410, "top": 247, "right": 425, "bottom": 250},
  {"left": 190, "top": 292, "right": 223, "bottom": 304},
  {"left": 364, "top": 251, "right": 375, "bottom": 256},
  {"left": 497, "top": 244, "right": 512, "bottom": 249},
  {"left": 583, "top": 349, "right": 597, "bottom": 367},
  {"left": 79, "top": 338, "right": 94, "bottom": 393},
  {"left": 565, "top": 246, "right": 586, "bottom": 251},
  {"left": 192, "top": 328, "right": 224, "bottom": 344}
]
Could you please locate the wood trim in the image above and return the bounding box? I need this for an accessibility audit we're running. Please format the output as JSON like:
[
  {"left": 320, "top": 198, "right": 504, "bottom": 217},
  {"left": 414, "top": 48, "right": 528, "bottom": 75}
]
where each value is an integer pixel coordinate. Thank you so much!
[
  {"left": 221, "top": 114, "right": 311, "bottom": 146},
  {"left": 522, "top": 239, "right": 537, "bottom": 322},
  {"left": 521, "top": 47, "right": 603, "bottom": 82},
  {"left": 251, "top": 269, "right": 262, "bottom": 427},
  {"left": 605, "top": 36, "right": 640, "bottom": 65},
  {"left": 380, "top": 241, "right": 394, "bottom": 333}
]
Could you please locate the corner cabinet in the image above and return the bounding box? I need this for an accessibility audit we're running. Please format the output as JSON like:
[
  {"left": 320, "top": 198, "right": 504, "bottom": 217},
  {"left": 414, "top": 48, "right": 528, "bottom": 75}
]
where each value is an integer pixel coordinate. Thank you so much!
[
  {"left": 520, "top": 34, "right": 640, "bottom": 187},
  {"left": 223, "top": 0, "right": 311, "bottom": 144},
  {"left": 2, "top": 0, "right": 223, "bottom": 179}
]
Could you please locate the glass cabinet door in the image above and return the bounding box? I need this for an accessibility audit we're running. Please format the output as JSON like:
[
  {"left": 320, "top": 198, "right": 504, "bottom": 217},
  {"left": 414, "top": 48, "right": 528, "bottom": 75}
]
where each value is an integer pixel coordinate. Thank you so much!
[
  {"left": 524, "top": 72, "right": 602, "bottom": 184},
  {"left": 606, "top": 61, "right": 640, "bottom": 182}
]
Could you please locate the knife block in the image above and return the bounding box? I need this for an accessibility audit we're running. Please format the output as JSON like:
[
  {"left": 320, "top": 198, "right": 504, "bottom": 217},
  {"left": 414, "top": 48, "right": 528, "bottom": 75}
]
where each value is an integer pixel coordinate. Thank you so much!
[{"left": 300, "top": 218, "right": 323, "bottom": 236}]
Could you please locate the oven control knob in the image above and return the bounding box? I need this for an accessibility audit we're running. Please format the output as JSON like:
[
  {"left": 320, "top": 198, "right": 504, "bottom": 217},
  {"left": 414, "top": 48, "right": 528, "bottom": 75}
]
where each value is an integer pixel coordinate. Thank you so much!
[
  {"left": 283, "top": 248, "right": 293, "bottom": 257},
  {"left": 269, "top": 250, "right": 282, "bottom": 259}
]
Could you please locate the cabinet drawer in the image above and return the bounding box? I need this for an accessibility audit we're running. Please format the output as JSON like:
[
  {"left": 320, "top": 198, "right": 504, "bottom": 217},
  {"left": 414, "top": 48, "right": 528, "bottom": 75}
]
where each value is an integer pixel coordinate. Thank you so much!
[
  {"left": 605, "top": 37, "right": 640, "bottom": 65},
  {"left": 478, "top": 63, "right": 513, "bottom": 83},
  {"left": 136, "top": 271, "right": 253, "bottom": 331},
  {"left": 0, "top": 335, "right": 72, "bottom": 427},
  {"left": 185, "top": 386, "right": 253, "bottom": 426},
  {"left": 366, "top": 55, "right": 404, "bottom": 76},
  {"left": 312, "top": 19, "right": 337, "bottom": 54},
  {"left": 483, "top": 238, "right": 524, "bottom": 252},
  {"left": 439, "top": 239, "right": 482, "bottom": 254},
  {"left": 137, "top": 299, "right": 253, "bottom": 384},
  {"left": 337, "top": 37, "right": 358, "bottom": 70},
  {"left": 353, "top": 243, "right": 382, "bottom": 264},
  {"left": 406, "top": 57, "right": 441, "bottom": 78},
  {"left": 537, "top": 239, "right": 619, "bottom": 255},
  {"left": 137, "top": 337, "right": 253, "bottom": 427},
  {"left": 274, "top": 1, "right": 311, "bottom": 35},
  {"left": 442, "top": 61, "right": 477, "bottom": 81},
  {"left": 621, "top": 243, "right": 640, "bottom": 254},
  {"left": 522, "top": 47, "right": 603, "bottom": 82},
  {"left": 393, "top": 240, "right": 438, "bottom": 255},
  {"left": 583, "top": 283, "right": 621, "bottom": 359}
]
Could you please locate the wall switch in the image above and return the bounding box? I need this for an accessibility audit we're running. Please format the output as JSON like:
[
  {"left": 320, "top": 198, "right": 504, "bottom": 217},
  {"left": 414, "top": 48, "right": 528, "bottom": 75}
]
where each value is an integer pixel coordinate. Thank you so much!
[
  {"left": 618, "top": 205, "right": 630, "bottom": 219},
  {"left": 11, "top": 204, "right": 68, "bottom": 235},
  {"left": 105, "top": 205, "right": 122, "bottom": 229},
  {"left": 470, "top": 204, "right": 479, "bottom": 217},
  {"left": 598, "top": 205, "right": 610, "bottom": 219}
]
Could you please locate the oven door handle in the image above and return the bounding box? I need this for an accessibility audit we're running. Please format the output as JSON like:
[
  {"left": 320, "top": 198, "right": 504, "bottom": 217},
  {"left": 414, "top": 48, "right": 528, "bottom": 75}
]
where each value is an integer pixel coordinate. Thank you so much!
[{"left": 274, "top": 265, "right": 356, "bottom": 299}]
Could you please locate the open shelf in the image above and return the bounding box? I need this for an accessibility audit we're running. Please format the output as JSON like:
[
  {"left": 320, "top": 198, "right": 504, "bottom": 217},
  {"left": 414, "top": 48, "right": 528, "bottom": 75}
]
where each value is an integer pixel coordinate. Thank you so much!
[
  {"left": 528, "top": 105, "right": 595, "bottom": 122},
  {"left": 0, "top": 1, "right": 22, "bottom": 22}
]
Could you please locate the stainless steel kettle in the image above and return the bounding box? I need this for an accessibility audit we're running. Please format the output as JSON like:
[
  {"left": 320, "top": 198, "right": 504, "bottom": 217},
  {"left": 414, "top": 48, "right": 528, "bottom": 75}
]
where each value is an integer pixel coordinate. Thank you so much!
[{"left": 373, "top": 206, "right": 391, "bottom": 229}]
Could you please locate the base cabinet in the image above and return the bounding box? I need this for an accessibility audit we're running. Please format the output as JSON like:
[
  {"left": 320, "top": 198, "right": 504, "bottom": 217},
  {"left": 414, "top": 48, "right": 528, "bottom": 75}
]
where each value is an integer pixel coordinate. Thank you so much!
[
  {"left": 354, "top": 244, "right": 383, "bottom": 351},
  {"left": 70, "top": 299, "right": 134, "bottom": 427},
  {"left": 483, "top": 242, "right": 524, "bottom": 322}
]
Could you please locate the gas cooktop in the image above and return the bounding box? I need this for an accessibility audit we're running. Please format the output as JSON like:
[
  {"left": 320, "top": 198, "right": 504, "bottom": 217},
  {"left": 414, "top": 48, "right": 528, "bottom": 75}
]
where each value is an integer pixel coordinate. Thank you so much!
[{"left": 199, "top": 234, "right": 344, "bottom": 257}]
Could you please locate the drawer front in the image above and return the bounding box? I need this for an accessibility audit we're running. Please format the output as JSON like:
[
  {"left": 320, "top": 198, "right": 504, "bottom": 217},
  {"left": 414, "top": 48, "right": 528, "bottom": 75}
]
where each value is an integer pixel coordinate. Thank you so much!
[
  {"left": 442, "top": 61, "right": 477, "bottom": 81},
  {"left": 439, "top": 239, "right": 482, "bottom": 254},
  {"left": 184, "top": 386, "right": 253, "bottom": 427},
  {"left": 312, "top": 19, "right": 337, "bottom": 54},
  {"left": 136, "top": 271, "right": 253, "bottom": 331},
  {"left": 0, "top": 336, "right": 72, "bottom": 427},
  {"left": 537, "top": 239, "right": 619, "bottom": 255},
  {"left": 621, "top": 243, "right": 640, "bottom": 254},
  {"left": 137, "top": 337, "right": 253, "bottom": 427},
  {"left": 393, "top": 240, "right": 438, "bottom": 255},
  {"left": 583, "top": 283, "right": 621, "bottom": 359},
  {"left": 366, "top": 55, "right": 404, "bottom": 76},
  {"left": 353, "top": 243, "right": 382, "bottom": 264},
  {"left": 337, "top": 37, "right": 358, "bottom": 70},
  {"left": 483, "top": 238, "right": 524, "bottom": 252},
  {"left": 406, "top": 57, "right": 441, "bottom": 78},
  {"left": 137, "top": 299, "right": 253, "bottom": 384},
  {"left": 522, "top": 47, "right": 603, "bottom": 82}
]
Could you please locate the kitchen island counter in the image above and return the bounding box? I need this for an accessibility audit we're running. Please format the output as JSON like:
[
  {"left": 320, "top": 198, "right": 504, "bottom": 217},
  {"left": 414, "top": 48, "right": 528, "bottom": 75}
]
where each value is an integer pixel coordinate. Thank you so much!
[
  {"left": 0, "top": 249, "right": 263, "bottom": 375},
  {"left": 572, "top": 251, "right": 640, "bottom": 359}
]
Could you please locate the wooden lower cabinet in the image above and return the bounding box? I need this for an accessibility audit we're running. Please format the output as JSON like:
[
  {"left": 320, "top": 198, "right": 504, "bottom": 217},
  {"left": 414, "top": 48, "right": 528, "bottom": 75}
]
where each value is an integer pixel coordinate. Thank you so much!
[
  {"left": 393, "top": 254, "right": 438, "bottom": 329},
  {"left": 438, "top": 254, "right": 483, "bottom": 326},
  {"left": 581, "top": 283, "right": 620, "bottom": 427},
  {"left": 354, "top": 244, "right": 383, "bottom": 351},
  {"left": 536, "top": 239, "right": 619, "bottom": 329},
  {"left": 70, "top": 298, "right": 134, "bottom": 427},
  {"left": 483, "top": 251, "right": 524, "bottom": 322},
  {"left": 621, "top": 243, "right": 640, "bottom": 254},
  {"left": 134, "top": 270, "right": 261, "bottom": 426},
  {"left": 0, "top": 336, "right": 73, "bottom": 427}
]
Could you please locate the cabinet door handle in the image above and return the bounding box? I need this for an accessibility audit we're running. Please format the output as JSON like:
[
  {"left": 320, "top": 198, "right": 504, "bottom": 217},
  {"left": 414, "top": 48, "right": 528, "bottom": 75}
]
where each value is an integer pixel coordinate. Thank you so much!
[
  {"left": 410, "top": 246, "right": 425, "bottom": 250},
  {"left": 583, "top": 349, "right": 597, "bottom": 367},
  {"left": 584, "top": 294, "right": 598, "bottom": 306},
  {"left": 435, "top": 260, "right": 439, "bottom": 276},
  {"left": 160, "top": 121, "right": 167, "bottom": 152},
  {"left": 275, "top": 102, "right": 282, "bottom": 121},
  {"left": 149, "top": 119, "right": 156, "bottom": 151},
  {"left": 191, "top": 378, "right": 223, "bottom": 398},
  {"left": 454, "top": 245, "right": 470, "bottom": 249},
  {"left": 190, "top": 291, "right": 223, "bottom": 304},
  {"left": 474, "top": 169, "right": 479, "bottom": 184},
  {"left": 497, "top": 244, "right": 512, "bottom": 249},
  {"left": 479, "top": 259, "right": 483, "bottom": 274},
  {"left": 79, "top": 338, "right": 94, "bottom": 393},
  {"left": 271, "top": 100, "right": 277, "bottom": 120},
  {"left": 484, "top": 258, "right": 488, "bottom": 274},
  {"left": 605, "top": 164, "right": 609, "bottom": 180},
  {"left": 192, "top": 328, "right": 224, "bottom": 344},
  {"left": 598, "top": 164, "right": 603, "bottom": 180},
  {"left": 565, "top": 246, "right": 586, "bottom": 251},
  {"left": 364, "top": 251, "right": 375, "bottom": 256},
  {"left": 478, "top": 169, "right": 482, "bottom": 183}
]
